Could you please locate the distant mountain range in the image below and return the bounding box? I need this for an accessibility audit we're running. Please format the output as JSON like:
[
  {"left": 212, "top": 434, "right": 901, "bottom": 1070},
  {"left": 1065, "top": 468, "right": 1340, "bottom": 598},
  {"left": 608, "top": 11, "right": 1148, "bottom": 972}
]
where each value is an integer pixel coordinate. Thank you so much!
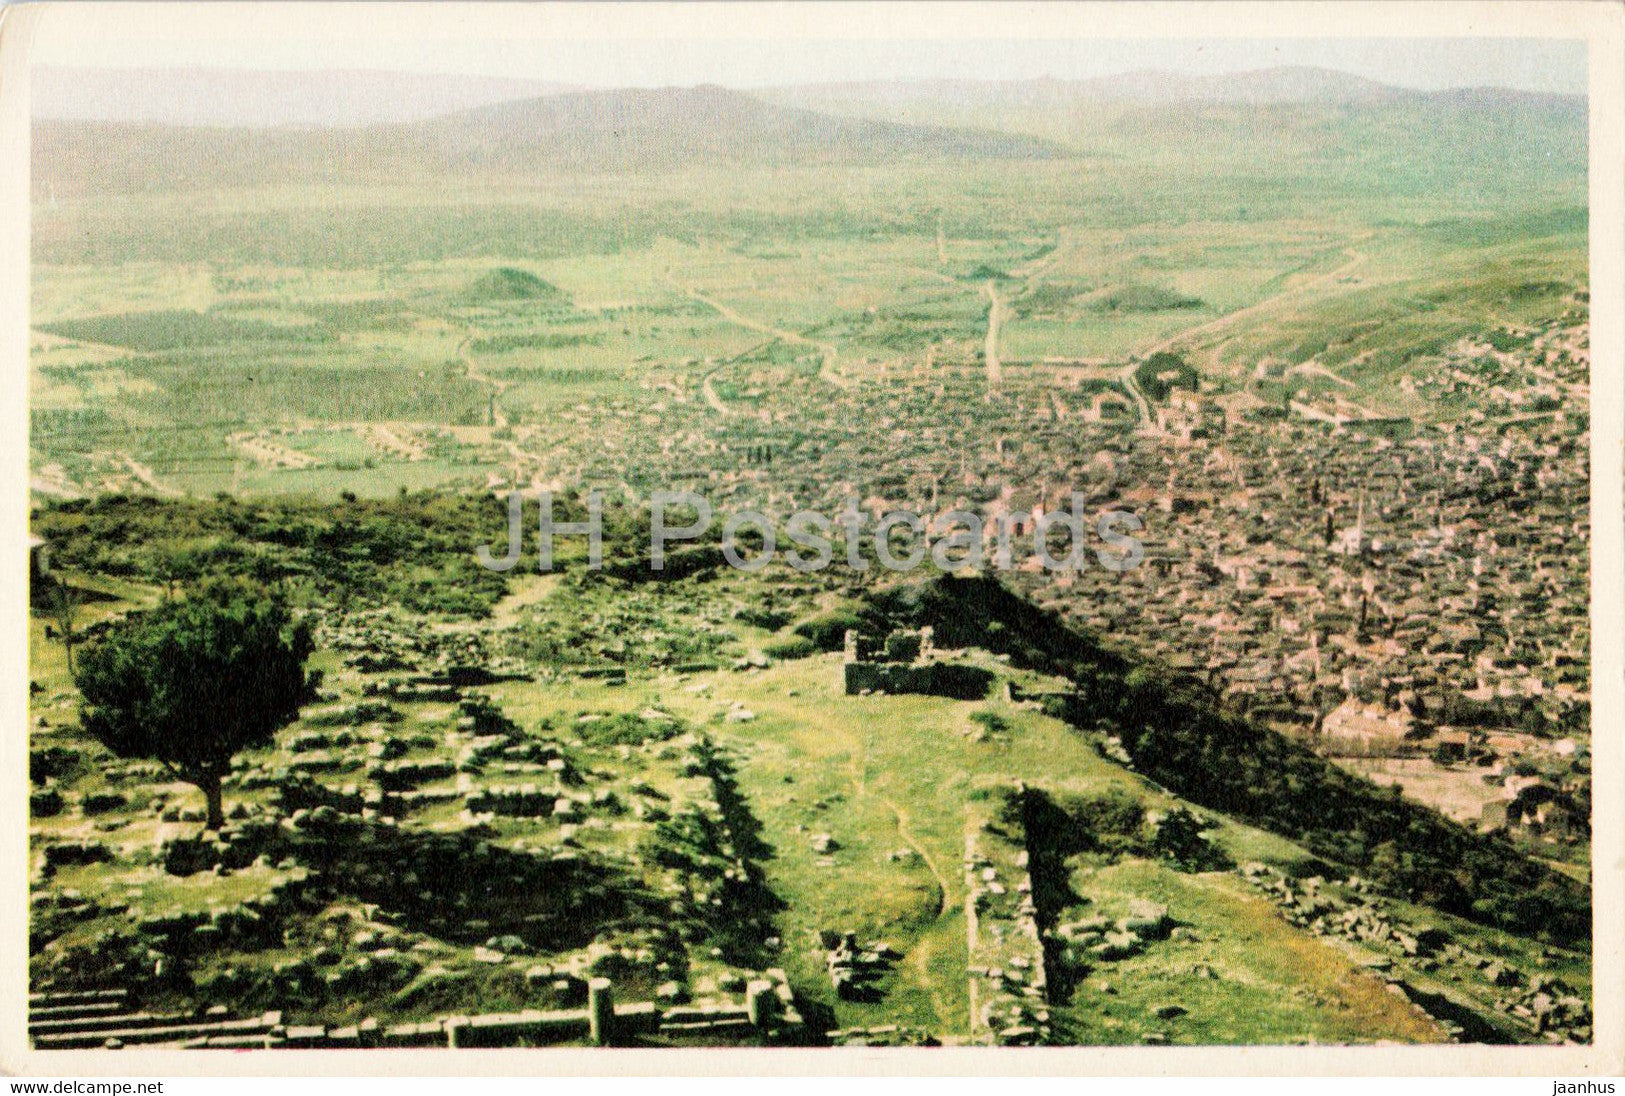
[
  {"left": 764, "top": 65, "right": 1584, "bottom": 111},
  {"left": 31, "top": 66, "right": 1585, "bottom": 195},
  {"left": 33, "top": 84, "right": 1065, "bottom": 193},
  {"left": 756, "top": 65, "right": 1586, "bottom": 179},
  {"left": 36, "top": 64, "right": 1584, "bottom": 127},
  {"left": 389, "top": 84, "right": 1064, "bottom": 171}
]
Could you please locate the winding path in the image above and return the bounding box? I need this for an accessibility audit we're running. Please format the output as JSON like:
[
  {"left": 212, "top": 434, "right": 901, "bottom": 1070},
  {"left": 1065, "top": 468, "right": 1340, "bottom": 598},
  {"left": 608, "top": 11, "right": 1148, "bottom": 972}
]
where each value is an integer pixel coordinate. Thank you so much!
[
  {"left": 878, "top": 796, "right": 952, "bottom": 918},
  {"left": 1117, "top": 360, "right": 1156, "bottom": 434},
  {"left": 1106, "top": 238, "right": 1372, "bottom": 433},
  {"left": 667, "top": 271, "right": 851, "bottom": 390},
  {"left": 1140, "top": 240, "right": 1371, "bottom": 360},
  {"left": 844, "top": 723, "right": 963, "bottom": 1031},
  {"left": 118, "top": 453, "right": 183, "bottom": 498},
  {"left": 983, "top": 281, "right": 1003, "bottom": 387},
  {"left": 458, "top": 334, "right": 510, "bottom": 428},
  {"left": 699, "top": 365, "right": 734, "bottom": 417}
]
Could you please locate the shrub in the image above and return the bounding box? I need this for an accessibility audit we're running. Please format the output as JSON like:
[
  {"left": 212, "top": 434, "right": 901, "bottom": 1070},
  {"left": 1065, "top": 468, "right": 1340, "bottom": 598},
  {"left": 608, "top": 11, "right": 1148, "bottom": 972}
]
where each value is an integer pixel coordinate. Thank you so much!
[
  {"left": 792, "top": 611, "right": 863, "bottom": 651},
  {"left": 763, "top": 635, "right": 817, "bottom": 660}
]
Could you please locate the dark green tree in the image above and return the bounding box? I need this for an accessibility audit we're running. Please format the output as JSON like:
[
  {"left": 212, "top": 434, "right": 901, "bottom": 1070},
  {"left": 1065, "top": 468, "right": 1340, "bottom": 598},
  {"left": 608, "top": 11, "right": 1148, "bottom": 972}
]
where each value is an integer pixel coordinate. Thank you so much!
[
  {"left": 45, "top": 582, "right": 81, "bottom": 674},
  {"left": 152, "top": 545, "right": 201, "bottom": 600},
  {"left": 74, "top": 585, "right": 312, "bottom": 831}
]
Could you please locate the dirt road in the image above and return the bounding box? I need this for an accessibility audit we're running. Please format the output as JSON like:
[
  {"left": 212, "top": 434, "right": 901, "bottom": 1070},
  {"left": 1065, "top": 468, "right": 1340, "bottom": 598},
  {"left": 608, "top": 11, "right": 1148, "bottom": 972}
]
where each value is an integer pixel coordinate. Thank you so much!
[
  {"left": 668, "top": 271, "right": 852, "bottom": 390},
  {"left": 983, "top": 281, "right": 1003, "bottom": 386},
  {"left": 1140, "top": 241, "right": 1370, "bottom": 360},
  {"left": 458, "top": 335, "right": 510, "bottom": 428}
]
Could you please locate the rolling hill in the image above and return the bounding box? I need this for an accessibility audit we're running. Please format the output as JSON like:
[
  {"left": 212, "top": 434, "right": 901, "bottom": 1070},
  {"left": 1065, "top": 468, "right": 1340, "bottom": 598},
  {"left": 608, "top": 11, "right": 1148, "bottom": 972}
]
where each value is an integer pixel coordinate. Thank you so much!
[
  {"left": 763, "top": 65, "right": 1582, "bottom": 113},
  {"left": 32, "top": 84, "right": 1066, "bottom": 197},
  {"left": 32, "top": 67, "right": 1584, "bottom": 205},
  {"left": 761, "top": 66, "right": 1587, "bottom": 187}
]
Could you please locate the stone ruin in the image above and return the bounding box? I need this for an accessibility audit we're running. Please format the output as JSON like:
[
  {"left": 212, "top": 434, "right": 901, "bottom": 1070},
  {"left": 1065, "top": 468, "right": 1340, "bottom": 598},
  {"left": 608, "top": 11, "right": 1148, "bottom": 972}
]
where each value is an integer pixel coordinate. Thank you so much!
[
  {"left": 841, "top": 628, "right": 995, "bottom": 700},
  {"left": 1238, "top": 861, "right": 1592, "bottom": 1044},
  {"left": 29, "top": 988, "right": 284, "bottom": 1050},
  {"left": 965, "top": 821, "right": 1052, "bottom": 1045},
  {"left": 821, "top": 931, "right": 900, "bottom": 1001},
  {"left": 825, "top": 1023, "right": 939, "bottom": 1048},
  {"left": 1051, "top": 899, "right": 1171, "bottom": 967},
  {"left": 29, "top": 970, "right": 805, "bottom": 1049}
]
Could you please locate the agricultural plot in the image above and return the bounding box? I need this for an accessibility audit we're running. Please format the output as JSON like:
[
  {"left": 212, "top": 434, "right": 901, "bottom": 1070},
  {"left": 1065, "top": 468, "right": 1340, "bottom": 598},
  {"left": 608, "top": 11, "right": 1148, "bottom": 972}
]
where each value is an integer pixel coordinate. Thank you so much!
[{"left": 30, "top": 198, "right": 1586, "bottom": 501}]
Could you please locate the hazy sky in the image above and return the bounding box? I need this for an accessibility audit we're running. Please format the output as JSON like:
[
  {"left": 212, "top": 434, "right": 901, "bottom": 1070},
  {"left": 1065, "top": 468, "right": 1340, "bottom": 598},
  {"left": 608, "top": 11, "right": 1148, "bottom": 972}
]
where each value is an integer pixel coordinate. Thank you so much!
[{"left": 29, "top": 3, "right": 1590, "bottom": 95}]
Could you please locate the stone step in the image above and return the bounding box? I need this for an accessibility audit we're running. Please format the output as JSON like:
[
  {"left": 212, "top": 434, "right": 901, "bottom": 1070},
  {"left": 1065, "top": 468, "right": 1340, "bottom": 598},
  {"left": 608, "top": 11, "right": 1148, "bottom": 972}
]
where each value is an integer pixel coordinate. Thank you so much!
[
  {"left": 29, "top": 989, "right": 129, "bottom": 1007},
  {"left": 32, "top": 1012, "right": 281, "bottom": 1050},
  {"left": 183, "top": 1034, "right": 276, "bottom": 1049},
  {"left": 659, "top": 1004, "right": 750, "bottom": 1025},
  {"left": 30, "top": 1011, "right": 193, "bottom": 1036},
  {"left": 659, "top": 1017, "right": 754, "bottom": 1035},
  {"left": 28, "top": 1001, "right": 130, "bottom": 1024}
]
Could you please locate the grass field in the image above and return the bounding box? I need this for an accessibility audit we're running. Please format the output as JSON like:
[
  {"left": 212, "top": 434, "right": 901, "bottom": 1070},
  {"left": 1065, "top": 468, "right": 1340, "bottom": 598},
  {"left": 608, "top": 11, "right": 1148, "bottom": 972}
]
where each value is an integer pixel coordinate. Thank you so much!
[
  {"left": 471, "top": 643, "right": 1463, "bottom": 1043},
  {"left": 1049, "top": 859, "right": 1446, "bottom": 1044}
]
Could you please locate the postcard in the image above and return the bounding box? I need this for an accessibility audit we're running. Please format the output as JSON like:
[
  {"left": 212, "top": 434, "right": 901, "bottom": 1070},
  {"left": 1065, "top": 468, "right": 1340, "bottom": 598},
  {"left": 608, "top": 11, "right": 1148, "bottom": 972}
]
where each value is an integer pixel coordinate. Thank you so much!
[{"left": 3, "top": 0, "right": 1621, "bottom": 1078}]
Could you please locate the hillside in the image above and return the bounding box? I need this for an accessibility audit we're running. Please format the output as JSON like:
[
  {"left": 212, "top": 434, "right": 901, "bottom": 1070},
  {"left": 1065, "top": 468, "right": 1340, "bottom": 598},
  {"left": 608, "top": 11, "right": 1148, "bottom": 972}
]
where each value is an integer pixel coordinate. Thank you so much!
[
  {"left": 763, "top": 66, "right": 1586, "bottom": 113},
  {"left": 872, "top": 575, "right": 1590, "bottom": 945},
  {"left": 26, "top": 496, "right": 1592, "bottom": 1046},
  {"left": 31, "top": 66, "right": 1584, "bottom": 199},
  {"left": 764, "top": 65, "right": 1582, "bottom": 112},
  {"left": 396, "top": 85, "right": 1065, "bottom": 172},
  {"left": 761, "top": 68, "right": 1586, "bottom": 195},
  {"left": 764, "top": 65, "right": 1403, "bottom": 111}
]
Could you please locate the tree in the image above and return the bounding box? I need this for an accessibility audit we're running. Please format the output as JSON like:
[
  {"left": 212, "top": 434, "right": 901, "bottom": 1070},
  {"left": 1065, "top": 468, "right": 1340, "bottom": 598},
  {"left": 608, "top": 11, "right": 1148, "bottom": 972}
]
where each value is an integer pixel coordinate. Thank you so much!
[
  {"left": 153, "top": 545, "right": 201, "bottom": 600},
  {"left": 1149, "top": 807, "right": 1230, "bottom": 872},
  {"left": 74, "top": 584, "right": 312, "bottom": 831},
  {"left": 45, "top": 582, "right": 81, "bottom": 674}
]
